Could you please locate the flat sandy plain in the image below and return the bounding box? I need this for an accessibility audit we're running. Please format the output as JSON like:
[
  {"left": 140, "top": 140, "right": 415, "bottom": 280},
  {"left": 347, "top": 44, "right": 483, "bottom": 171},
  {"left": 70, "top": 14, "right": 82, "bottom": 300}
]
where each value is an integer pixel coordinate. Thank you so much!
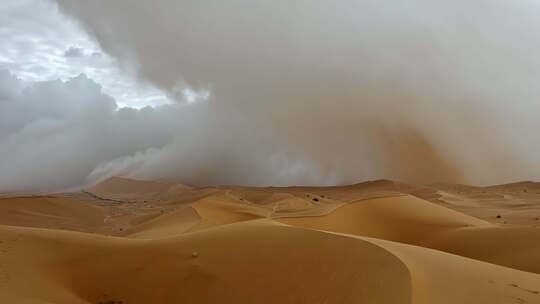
[{"left": 1, "top": 177, "right": 540, "bottom": 303}]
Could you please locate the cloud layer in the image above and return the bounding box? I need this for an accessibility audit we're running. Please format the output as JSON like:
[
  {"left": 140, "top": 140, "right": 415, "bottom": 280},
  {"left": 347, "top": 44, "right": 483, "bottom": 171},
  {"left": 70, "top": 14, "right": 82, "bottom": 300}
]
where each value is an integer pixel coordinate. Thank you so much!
[
  {"left": 0, "top": 70, "right": 324, "bottom": 192},
  {"left": 3, "top": 1, "right": 540, "bottom": 192}
]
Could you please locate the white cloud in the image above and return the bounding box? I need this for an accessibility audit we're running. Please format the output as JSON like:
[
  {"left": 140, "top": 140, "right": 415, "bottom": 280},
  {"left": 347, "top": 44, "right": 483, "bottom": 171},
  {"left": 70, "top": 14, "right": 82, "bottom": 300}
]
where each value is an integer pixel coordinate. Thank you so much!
[{"left": 0, "top": 0, "right": 169, "bottom": 108}]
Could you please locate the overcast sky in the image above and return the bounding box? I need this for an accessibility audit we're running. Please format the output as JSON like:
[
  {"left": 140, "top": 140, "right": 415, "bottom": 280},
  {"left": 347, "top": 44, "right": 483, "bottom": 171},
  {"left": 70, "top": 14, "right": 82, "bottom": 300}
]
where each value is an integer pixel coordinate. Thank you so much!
[
  {"left": 3, "top": 0, "right": 540, "bottom": 193},
  {"left": 0, "top": 0, "right": 169, "bottom": 108}
]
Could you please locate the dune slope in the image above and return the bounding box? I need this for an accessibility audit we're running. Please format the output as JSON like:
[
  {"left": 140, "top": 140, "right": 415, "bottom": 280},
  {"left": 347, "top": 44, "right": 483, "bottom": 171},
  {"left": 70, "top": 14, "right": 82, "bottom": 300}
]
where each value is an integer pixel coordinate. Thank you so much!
[
  {"left": 1, "top": 177, "right": 540, "bottom": 303},
  {"left": 278, "top": 195, "right": 540, "bottom": 274},
  {"left": 0, "top": 196, "right": 106, "bottom": 233},
  {"left": 0, "top": 221, "right": 411, "bottom": 304}
]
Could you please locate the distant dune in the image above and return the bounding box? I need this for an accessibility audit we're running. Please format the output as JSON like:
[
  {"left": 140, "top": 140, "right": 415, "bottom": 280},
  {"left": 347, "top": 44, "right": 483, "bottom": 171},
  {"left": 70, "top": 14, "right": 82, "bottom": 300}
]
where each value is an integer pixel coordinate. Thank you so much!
[{"left": 1, "top": 177, "right": 540, "bottom": 303}]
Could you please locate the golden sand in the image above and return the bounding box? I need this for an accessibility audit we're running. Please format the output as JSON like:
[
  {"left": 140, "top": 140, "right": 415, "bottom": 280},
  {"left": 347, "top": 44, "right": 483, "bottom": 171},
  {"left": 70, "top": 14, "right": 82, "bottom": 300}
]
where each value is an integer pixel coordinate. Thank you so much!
[{"left": 0, "top": 177, "right": 539, "bottom": 303}]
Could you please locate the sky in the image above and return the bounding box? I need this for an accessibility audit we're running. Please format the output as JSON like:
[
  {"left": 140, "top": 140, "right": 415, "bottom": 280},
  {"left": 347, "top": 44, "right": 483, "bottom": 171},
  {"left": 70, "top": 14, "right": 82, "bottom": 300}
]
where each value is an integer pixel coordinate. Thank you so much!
[
  {"left": 0, "top": 0, "right": 169, "bottom": 108},
  {"left": 3, "top": 0, "right": 540, "bottom": 192}
]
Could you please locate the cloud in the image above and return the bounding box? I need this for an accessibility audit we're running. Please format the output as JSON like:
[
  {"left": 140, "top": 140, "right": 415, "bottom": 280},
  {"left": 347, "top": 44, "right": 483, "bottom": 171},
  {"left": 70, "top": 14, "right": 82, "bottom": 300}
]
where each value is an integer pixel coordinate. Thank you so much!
[
  {"left": 64, "top": 46, "right": 84, "bottom": 58},
  {"left": 0, "top": 71, "right": 118, "bottom": 192},
  {"left": 0, "top": 70, "right": 321, "bottom": 192},
  {"left": 51, "top": 0, "right": 540, "bottom": 186},
  {"left": 0, "top": 69, "right": 22, "bottom": 101},
  {"left": 3, "top": 1, "right": 540, "bottom": 192},
  {"left": 0, "top": 0, "right": 169, "bottom": 108}
]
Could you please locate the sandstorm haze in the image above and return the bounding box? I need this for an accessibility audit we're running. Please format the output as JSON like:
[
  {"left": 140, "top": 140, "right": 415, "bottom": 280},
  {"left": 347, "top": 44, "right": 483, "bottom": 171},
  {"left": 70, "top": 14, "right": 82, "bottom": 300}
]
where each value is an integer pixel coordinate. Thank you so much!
[{"left": 2, "top": 0, "right": 540, "bottom": 192}]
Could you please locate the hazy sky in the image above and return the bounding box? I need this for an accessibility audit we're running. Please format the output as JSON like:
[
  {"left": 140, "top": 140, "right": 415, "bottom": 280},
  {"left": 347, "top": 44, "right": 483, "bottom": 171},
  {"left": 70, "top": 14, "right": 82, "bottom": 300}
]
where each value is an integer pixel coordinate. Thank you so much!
[{"left": 3, "top": 0, "right": 540, "bottom": 192}]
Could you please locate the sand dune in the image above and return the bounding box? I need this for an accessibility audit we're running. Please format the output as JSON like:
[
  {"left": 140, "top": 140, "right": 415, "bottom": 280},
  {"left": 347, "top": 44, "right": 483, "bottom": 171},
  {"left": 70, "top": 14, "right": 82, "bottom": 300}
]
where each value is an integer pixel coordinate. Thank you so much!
[
  {"left": 1, "top": 177, "right": 540, "bottom": 303},
  {"left": 126, "top": 206, "right": 202, "bottom": 239},
  {"left": 0, "top": 221, "right": 412, "bottom": 304},
  {"left": 363, "top": 235, "right": 540, "bottom": 304},
  {"left": 400, "top": 182, "right": 540, "bottom": 226},
  {"left": 86, "top": 176, "right": 192, "bottom": 203},
  {"left": 0, "top": 196, "right": 106, "bottom": 233},
  {"left": 278, "top": 195, "right": 490, "bottom": 243},
  {"left": 425, "top": 226, "right": 540, "bottom": 274},
  {"left": 279, "top": 195, "right": 540, "bottom": 274}
]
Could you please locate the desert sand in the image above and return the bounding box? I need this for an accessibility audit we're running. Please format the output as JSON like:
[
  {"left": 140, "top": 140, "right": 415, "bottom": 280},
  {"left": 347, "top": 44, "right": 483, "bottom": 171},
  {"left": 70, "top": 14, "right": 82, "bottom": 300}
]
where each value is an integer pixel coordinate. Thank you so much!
[{"left": 0, "top": 177, "right": 539, "bottom": 303}]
